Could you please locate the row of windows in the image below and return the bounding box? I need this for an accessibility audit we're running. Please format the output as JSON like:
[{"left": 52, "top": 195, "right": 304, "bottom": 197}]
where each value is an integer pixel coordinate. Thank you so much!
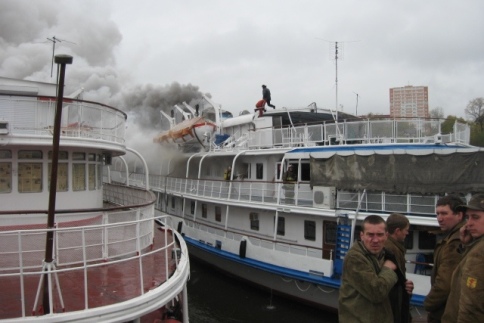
[
  {"left": 186, "top": 200, "right": 317, "bottom": 241},
  {"left": 0, "top": 150, "right": 102, "bottom": 193}
]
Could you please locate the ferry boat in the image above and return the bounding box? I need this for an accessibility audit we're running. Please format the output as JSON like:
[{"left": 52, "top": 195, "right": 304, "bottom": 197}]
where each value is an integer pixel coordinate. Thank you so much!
[
  {"left": 131, "top": 97, "right": 483, "bottom": 317},
  {"left": 0, "top": 75, "right": 190, "bottom": 322}
]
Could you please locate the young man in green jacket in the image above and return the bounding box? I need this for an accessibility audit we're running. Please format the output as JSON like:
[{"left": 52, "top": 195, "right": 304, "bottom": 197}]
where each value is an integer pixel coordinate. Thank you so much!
[
  {"left": 424, "top": 195, "right": 465, "bottom": 322},
  {"left": 385, "top": 213, "right": 414, "bottom": 323},
  {"left": 339, "top": 215, "right": 398, "bottom": 323}
]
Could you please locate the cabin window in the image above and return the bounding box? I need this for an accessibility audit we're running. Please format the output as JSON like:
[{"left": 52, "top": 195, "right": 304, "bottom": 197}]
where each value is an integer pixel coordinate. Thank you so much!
[
  {"left": 215, "top": 206, "right": 222, "bottom": 222},
  {"left": 241, "top": 163, "right": 251, "bottom": 179},
  {"left": 18, "top": 150, "right": 43, "bottom": 193},
  {"left": 72, "top": 164, "right": 86, "bottom": 191},
  {"left": 72, "top": 152, "right": 85, "bottom": 161},
  {"left": 301, "top": 163, "right": 310, "bottom": 181},
  {"left": 47, "top": 151, "right": 68, "bottom": 192},
  {"left": 88, "top": 164, "right": 96, "bottom": 190},
  {"left": 0, "top": 162, "right": 12, "bottom": 193},
  {"left": 48, "top": 163, "right": 68, "bottom": 192},
  {"left": 404, "top": 230, "right": 414, "bottom": 250},
  {"left": 256, "top": 163, "right": 263, "bottom": 179},
  {"left": 418, "top": 230, "right": 436, "bottom": 250},
  {"left": 171, "top": 196, "right": 176, "bottom": 209},
  {"left": 48, "top": 151, "right": 68, "bottom": 160},
  {"left": 324, "top": 222, "right": 337, "bottom": 244},
  {"left": 250, "top": 212, "right": 259, "bottom": 231},
  {"left": 275, "top": 216, "right": 285, "bottom": 236},
  {"left": 202, "top": 203, "right": 207, "bottom": 218},
  {"left": 97, "top": 163, "right": 102, "bottom": 189},
  {"left": 304, "top": 220, "right": 316, "bottom": 241},
  {"left": 0, "top": 150, "right": 12, "bottom": 193},
  {"left": 190, "top": 201, "right": 195, "bottom": 215}
]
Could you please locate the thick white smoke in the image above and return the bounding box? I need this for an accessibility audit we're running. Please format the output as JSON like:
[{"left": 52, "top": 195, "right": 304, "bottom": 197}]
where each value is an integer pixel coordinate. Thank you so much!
[{"left": 0, "top": 0, "right": 209, "bottom": 171}]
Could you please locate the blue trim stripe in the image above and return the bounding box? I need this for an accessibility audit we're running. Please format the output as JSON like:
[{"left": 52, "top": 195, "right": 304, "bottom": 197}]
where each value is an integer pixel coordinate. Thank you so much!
[{"left": 185, "top": 236, "right": 426, "bottom": 307}]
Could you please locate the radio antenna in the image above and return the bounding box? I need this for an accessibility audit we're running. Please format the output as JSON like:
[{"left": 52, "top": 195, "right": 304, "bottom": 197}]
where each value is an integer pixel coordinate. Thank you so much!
[
  {"left": 46, "top": 36, "right": 76, "bottom": 77},
  {"left": 318, "top": 39, "right": 359, "bottom": 121}
]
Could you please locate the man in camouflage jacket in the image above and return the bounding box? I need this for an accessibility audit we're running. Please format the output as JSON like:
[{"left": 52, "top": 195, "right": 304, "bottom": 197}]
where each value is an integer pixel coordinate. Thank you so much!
[
  {"left": 339, "top": 215, "right": 398, "bottom": 323},
  {"left": 442, "top": 193, "right": 484, "bottom": 322},
  {"left": 424, "top": 195, "right": 465, "bottom": 322}
]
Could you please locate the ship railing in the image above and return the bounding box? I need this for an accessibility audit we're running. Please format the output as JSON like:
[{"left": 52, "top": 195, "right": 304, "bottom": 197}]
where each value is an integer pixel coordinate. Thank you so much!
[
  {"left": 0, "top": 210, "right": 186, "bottom": 319},
  {"left": 146, "top": 175, "right": 441, "bottom": 218},
  {"left": 0, "top": 94, "right": 127, "bottom": 144},
  {"left": 240, "top": 118, "right": 470, "bottom": 150}
]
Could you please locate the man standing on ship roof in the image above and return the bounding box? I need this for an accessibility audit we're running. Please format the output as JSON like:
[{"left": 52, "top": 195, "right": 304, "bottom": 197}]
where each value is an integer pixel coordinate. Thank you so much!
[
  {"left": 424, "top": 195, "right": 466, "bottom": 323},
  {"left": 339, "top": 215, "right": 398, "bottom": 323},
  {"left": 385, "top": 213, "right": 414, "bottom": 323},
  {"left": 262, "top": 84, "right": 275, "bottom": 109}
]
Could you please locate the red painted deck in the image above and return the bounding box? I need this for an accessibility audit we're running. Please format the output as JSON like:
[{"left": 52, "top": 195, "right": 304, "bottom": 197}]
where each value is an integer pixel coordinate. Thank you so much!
[{"left": 0, "top": 225, "right": 178, "bottom": 322}]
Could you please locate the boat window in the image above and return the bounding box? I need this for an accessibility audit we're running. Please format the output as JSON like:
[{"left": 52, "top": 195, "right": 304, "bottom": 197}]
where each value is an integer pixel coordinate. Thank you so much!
[
  {"left": 18, "top": 150, "right": 42, "bottom": 159},
  {"left": 241, "top": 163, "right": 250, "bottom": 179},
  {"left": 0, "top": 150, "right": 12, "bottom": 159},
  {"left": 72, "top": 152, "right": 86, "bottom": 161},
  {"left": 304, "top": 220, "right": 316, "bottom": 241},
  {"left": 48, "top": 163, "right": 68, "bottom": 192},
  {"left": 0, "top": 162, "right": 12, "bottom": 193},
  {"left": 190, "top": 201, "right": 195, "bottom": 214},
  {"left": 18, "top": 163, "right": 42, "bottom": 193},
  {"left": 97, "top": 164, "right": 102, "bottom": 189},
  {"left": 72, "top": 164, "right": 86, "bottom": 191},
  {"left": 202, "top": 203, "right": 207, "bottom": 218},
  {"left": 48, "top": 151, "right": 68, "bottom": 160},
  {"left": 215, "top": 206, "right": 222, "bottom": 222},
  {"left": 301, "top": 163, "right": 310, "bottom": 181},
  {"left": 404, "top": 230, "right": 414, "bottom": 250},
  {"left": 88, "top": 164, "right": 96, "bottom": 190},
  {"left": 171, "top": 196, "right": 176, "bottom": 209},
  {"left": 256, "top": 163, "right": 263, "bottom": 180},
  {"left": 250, "top": 212, "right": 259, "bottom": 231},
  {"left": 88, "top": 153, "right": 96, "bottom": 161},
  {"left": 418, "top": 230, "right": 436, "bottom": 250},
  {"left": 275, "top": 216, "right": 285, "bottom": 236},
  {"left": 324, "top": 222, "right": 337, "bottom": 244}
]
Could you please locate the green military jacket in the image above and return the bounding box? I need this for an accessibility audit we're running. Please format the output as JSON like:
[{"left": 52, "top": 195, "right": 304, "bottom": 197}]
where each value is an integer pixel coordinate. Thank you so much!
[
  {"left": 385, "top": 236, "right": 407, "bottom": 275},
  {"left": 339, "top": 241, "right": 398, "bottom": 323},
  {"left": 385, "top": 236, "right": 411, "bottom": 323},
  {"left": 424, "top": 222, "right": 464, "bottom": 322},
  {"left": 442, "top": 236, "right": 484, "bottom": 322}
]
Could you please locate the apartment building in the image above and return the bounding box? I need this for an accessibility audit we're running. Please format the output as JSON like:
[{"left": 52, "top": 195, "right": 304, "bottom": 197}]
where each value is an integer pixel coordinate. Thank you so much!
[{"left": 389, "top": 85, "right": 429, "bottom": 118}]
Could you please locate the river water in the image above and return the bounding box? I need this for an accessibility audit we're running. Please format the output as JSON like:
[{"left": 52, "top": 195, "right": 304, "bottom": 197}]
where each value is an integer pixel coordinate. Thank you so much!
[{"left": 187, "top": 259, "right": 338, "bottom": 323}]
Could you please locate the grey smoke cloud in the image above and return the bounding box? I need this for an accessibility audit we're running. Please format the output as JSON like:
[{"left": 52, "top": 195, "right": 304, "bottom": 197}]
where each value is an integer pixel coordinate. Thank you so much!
[
  {"left": 0, "top": 0, "right": 208, "bottom": 172},
  {"left": 0, "top": 0, "right": 206, "bottom": 132}
]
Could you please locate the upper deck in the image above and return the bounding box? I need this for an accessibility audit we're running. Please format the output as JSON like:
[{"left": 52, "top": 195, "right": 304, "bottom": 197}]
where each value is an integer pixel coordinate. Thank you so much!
[
  {"left": 214, "top": 110, "right": 471, "bottom": 151},
  {"left": 0, "top": 94, "right": 127, "bottom": 155}
]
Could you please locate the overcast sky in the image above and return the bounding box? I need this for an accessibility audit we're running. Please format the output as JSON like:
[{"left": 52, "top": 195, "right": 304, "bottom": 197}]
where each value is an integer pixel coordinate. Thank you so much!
[{"left": 1, "top": 0, "right": 484, "bottom": 120}]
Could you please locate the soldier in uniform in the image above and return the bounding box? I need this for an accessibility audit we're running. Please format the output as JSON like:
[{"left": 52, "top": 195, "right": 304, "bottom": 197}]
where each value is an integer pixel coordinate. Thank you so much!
[
  {"left": 442, "top": 193, "right": 484, "bottom": 322},
  {"left": 424, "top": 195, "right": 466, "bottom": 322},
  {"left": 339, "top": 215, "right": 398, "bottom": 323}
]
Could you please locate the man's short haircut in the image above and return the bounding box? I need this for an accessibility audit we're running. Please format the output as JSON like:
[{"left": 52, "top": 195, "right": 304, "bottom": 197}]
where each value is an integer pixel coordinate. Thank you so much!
[
  {"left": 386, "top": 213, "right": 410, "bottom": 234},
  {"left": 436, "top": 195, "right": 466, "bottom": 214},
  {"left": 361, "top": 215, "right": 387, "bottom": 232}
]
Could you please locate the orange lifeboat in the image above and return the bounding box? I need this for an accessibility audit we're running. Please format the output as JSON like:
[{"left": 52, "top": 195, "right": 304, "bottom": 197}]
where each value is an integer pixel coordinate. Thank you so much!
[{"left": 153, "top": 116, "right": 216, "bottom": 146}]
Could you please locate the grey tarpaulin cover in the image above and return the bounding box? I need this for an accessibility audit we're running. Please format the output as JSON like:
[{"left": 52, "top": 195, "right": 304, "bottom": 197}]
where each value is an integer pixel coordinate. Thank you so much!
[{"left": 310, "top": 151, "right": 484, "bottom": 195}]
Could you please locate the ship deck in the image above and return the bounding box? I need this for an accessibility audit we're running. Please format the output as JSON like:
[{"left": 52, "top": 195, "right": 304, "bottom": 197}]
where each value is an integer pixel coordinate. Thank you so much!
[{"left": 0, "top": 224, "right": 179, "bottom": 322}]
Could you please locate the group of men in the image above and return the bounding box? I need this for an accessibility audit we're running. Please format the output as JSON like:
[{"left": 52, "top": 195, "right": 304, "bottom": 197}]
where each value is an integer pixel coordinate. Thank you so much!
[{"left": 339, "top": 193, "right": 484, "bottom": 322}]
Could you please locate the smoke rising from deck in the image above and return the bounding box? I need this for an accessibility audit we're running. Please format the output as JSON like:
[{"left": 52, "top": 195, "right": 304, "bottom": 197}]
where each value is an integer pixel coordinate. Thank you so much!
[{"left": 0, "top": 0, "right": 208, "bottom": 171}]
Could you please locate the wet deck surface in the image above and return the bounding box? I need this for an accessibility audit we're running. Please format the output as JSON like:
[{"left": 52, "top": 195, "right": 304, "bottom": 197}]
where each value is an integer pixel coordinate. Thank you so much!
[{"left": 0, "top": 225, "right": 176, "bottom": 321}]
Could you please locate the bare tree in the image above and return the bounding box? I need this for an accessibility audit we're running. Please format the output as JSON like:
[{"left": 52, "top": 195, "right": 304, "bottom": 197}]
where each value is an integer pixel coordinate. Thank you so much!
[
  {"left": 465, "top": 98, "right": 484, "bottom": 130},
  {"left": 430, "top": 107, "right": 444, "bottom": 119}
]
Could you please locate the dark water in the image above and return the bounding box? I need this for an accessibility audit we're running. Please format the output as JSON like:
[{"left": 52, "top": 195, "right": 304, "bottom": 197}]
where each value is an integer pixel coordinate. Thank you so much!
[{"left": 187, "top": 259, "right": 338, "bottom": 323}]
